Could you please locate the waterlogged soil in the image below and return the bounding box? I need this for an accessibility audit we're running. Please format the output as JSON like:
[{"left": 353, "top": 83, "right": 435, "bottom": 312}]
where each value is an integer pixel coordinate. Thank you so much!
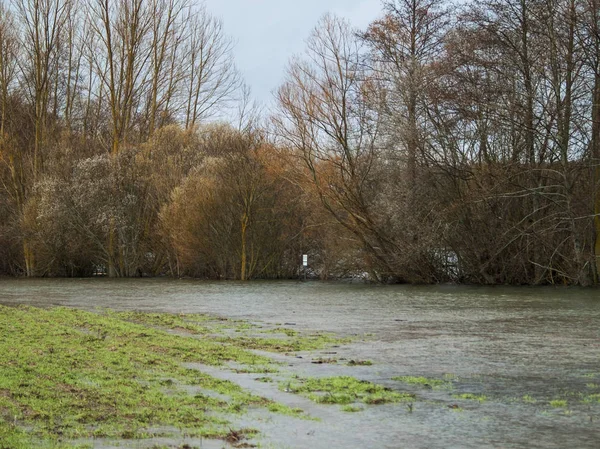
[{"left": 1, "top": 279, "right": 599, "bottom": 448}]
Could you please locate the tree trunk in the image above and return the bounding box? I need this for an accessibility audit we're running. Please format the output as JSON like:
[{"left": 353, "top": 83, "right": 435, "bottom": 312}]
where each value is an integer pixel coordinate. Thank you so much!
[
  {"left": 240, "top": 213, "right": 248, "bottom": 280},
  {"left": 593, "top": 73, "right": 600, "bottom": 280}
]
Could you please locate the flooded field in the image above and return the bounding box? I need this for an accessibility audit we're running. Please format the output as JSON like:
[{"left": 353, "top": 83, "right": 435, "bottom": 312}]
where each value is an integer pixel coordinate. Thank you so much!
[{"left": 1, "top": 279, "right": 599, "bottom": 448}]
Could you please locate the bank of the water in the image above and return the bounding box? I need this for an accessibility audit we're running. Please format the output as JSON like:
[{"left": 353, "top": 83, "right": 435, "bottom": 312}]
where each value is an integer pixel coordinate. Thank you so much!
[
  {"left": 0, "top": 305, "right": 363, "bottom": 448},
  {"left": 0, "top": 279, "right": 599, "bottom": 448}
]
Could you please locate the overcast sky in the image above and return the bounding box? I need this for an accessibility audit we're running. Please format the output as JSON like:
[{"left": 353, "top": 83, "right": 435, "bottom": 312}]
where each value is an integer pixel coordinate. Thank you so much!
[{"left": 203, "top": 0, "right": 383, "bottom": 108}]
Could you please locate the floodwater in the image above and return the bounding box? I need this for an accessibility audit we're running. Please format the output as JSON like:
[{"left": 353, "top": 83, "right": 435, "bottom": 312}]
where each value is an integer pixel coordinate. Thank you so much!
[{"left": 1, "top": 278, "right": 599, "bottom": 448}]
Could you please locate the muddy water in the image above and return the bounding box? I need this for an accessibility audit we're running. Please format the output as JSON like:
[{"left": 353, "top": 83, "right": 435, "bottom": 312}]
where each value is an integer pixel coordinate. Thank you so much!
[{"left": 1, "top": 279, "right": 599, "bottom": 448}]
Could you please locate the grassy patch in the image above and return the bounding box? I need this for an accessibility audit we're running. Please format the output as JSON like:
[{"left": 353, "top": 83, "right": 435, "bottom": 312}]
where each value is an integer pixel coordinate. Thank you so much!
[
  {"left": 453, "top": 393, "right": 487, "bottom": 403},
  {"left": 392, "top": 376, "right": 452, "bottom": 390},
  {"left": 263, "top": 327, "right": 299, "bottom": 337},
  {"left": 443, "top": 373, "right": 459, "bottom": 380},
  {"left": 281, "top": 376, "right": 414, "bottom": 405},
  {"left": 549, "top": 399, "right": 567, "bottom": 408},
  {"left": 347, "top": 360, "right": 373, "bottom": 366},
  {"left": 522, "top": 395, "right": 537, "bottom": 404},
  {"left": 311, "top": 357, "right": 338, "bottom": 364},
  {"left": 232, "top": 365, "right": 279, "bottom": 374},
  {"left": 266, "top": 402, "right": 306, "bottom": 417},
  {"left": 255, "top": 377, "right": 274, "bottom": 383},
  {"left": 112, "top": 311, "right": 213, "bottom": 334},
  {"left": 217, "top": 332, "right": 350, "bottom": 353},
  {"left": 0, "top": 305, "right": 315, "bottom": 448},
  {"left": 341, "top": 405, "right": 363, "bottom": 413}
]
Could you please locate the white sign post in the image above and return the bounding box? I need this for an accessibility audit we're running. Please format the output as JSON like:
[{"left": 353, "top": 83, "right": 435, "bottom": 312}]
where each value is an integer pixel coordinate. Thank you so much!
[{"left": 302, "top": 254, "right": 308, "bottom": 281}]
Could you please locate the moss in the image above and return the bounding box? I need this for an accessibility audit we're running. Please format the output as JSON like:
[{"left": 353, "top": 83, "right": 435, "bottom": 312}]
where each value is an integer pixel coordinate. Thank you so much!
[{"left": 281, "top": 376, "right": 414, "bottom": 405}]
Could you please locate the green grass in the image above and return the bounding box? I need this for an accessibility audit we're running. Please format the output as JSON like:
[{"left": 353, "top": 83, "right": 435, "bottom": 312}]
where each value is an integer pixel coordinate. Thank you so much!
[
  {"left": 111, "top": 311, "right": 213, "bottom": 334},
  {"left": 311, "top": 357, "right": 338, "bottom": 364},
  {"left": 263, "top": 327, "right": 299, "bottom": 337},
  {"left": 217, "top": 332, "right": 350, "bottom": 353},
  {"left": 341, "top": 405, "right": 363, "bottom": 413},
  {"left": 347, "top": 360, "right": 373, "bottom": 366},
  {"left": 280, "top": 376, "right": 414, "bottom": 406},
  {"left": 550, "top": 399, "right": 568, "bottom": 408},
  {"left": 453, "top": 393, "right": 487, "bottom": 403},
  {"left": 255, "top": 377, "right": 274, "bottom": 383},
  {"left": 392, "top": 376, "right": 453, "bottom": 390},
  {"left": 232, "top": 365, "right": 279, "bottom": 374},
  {"left": 266, "top": 402, "right": 306, "bottom": 417},
  {"left": 0, "top": 305, "right": 327, "bottom": 448}
]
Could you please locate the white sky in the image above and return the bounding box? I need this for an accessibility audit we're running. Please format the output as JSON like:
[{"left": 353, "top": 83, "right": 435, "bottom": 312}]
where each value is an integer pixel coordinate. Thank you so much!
[{"left": 203, "top": 0, "right": 383, "bottom": 108}]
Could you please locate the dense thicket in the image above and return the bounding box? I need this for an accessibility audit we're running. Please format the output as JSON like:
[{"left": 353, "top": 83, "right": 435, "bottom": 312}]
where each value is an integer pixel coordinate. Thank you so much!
[{"left": 1, "top": 0, "right": 599, "bottom": 284}]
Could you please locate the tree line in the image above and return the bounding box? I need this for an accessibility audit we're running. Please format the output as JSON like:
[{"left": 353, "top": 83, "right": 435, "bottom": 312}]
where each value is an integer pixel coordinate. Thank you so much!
[{"left": 1, "top": 0, "right": 599, "bottom": 285}]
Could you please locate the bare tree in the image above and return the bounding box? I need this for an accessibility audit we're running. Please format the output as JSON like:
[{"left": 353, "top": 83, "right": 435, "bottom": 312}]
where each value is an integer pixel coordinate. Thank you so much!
[
  {"left": 0, "top": 1, "right": 18, "bottom": 138},
  {"left": 146, "top": 0, "right": 188, "bottom": 137},
  {"left": 15, "top": 0, "right": 70, "bottom": 174},
  {"left": 88, "top": 0, "right": 153, "bottom": 155},
  {"left": 582, "top": 0, "right": 600, "bottom": 281},
  {"left": 276, "top": 14, "right": 407, "bottom": 280},
  {"left": 362, "top": 0, "right": 450, "bottom": 187},
  {"left": 183, "top": 7, "right": 239, "bottom": 129}
]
